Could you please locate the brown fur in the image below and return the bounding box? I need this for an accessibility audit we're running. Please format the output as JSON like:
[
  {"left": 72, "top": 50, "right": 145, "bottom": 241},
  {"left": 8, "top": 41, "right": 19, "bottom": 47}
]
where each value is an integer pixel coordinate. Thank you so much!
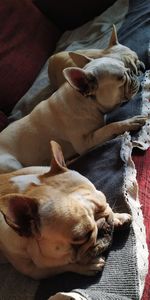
[{"left": 0, "top": 141, "right": 131, "bottom": 279}]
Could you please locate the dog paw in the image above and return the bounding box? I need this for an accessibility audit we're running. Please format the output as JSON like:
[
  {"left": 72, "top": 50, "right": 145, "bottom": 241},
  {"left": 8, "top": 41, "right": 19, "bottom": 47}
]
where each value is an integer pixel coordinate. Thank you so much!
[
  {"left": 78, "top": 257, "right": 105, "bottom": 276},
  {"left": 113, "top": 213, "right": 132, "bottom": 229},
  {"left": 125, "top": 115, "right": 147, "bottom": 131},
  {"left": 72, "top": 257, "right": 105, "bottom": 276}
]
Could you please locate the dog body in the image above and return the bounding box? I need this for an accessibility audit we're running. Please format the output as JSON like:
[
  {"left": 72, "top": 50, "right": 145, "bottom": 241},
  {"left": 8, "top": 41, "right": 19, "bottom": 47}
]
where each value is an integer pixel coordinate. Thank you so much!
[
  {"left": 0, "top": 55, "right": 146, "bottom": 173},
  {"left": 0, "top": 141, "right": 131, "bottom": 279}
]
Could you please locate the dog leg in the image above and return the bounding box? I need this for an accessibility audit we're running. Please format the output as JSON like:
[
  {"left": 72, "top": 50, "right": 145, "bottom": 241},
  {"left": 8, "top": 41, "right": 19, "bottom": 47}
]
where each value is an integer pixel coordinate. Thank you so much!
[
  {"left": 0, "top": 154, "right": 23, "bottom": 174},
  {"left": 72, "top": 115, "right": 147, "bottom": 153},
  {"left": 9, "top": 256, "right": 105, "bottom": 279}
]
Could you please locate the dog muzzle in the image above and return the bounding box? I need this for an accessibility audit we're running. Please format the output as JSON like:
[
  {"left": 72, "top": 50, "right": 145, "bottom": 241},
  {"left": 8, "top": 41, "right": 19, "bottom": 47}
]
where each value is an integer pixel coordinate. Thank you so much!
[
  {"left": 124, "top": 70, "right": 140, "bottom": 101},
  {"left": 78, "top": 216, "right": 114, "bottom": 263}
]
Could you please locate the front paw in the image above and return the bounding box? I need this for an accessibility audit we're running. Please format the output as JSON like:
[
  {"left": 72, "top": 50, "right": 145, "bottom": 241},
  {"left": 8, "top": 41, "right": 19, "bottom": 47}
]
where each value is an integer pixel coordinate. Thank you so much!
[
  {"left": 113, "top": 213, "right": 132, "bottom": 229},
  {"left": 70, "top": 257, "right": 105, "bottom": 276},
  {"left": 123, "top": 115, "right": 147, "bottom": 132}
]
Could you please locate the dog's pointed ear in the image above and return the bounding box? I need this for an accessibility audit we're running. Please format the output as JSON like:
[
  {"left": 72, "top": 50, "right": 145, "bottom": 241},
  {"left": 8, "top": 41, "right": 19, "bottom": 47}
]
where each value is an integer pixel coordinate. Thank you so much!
[
  {"left": 108, "top": 24, "right": 119, "bottom": 47},
  {"left": 0, "top": 194, "right": 40, "bottom": 237},
  {"left": 69, "top": 52, "right": 92, "bottom": 68},
  {"left": 49, "top": 140, "right": 67, "bottom": 176},
  {"left": 63, "top": 67, "right": 88, "bottom": 91},
  {"left": 63, "top": 67, "right": 97, "bottom": 96}
]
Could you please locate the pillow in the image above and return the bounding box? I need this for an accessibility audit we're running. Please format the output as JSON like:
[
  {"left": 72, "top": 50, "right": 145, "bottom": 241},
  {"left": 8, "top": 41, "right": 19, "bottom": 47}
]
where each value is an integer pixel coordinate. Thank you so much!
[
  {"left": 33, "top": 0, "right": 117, "bottom": 30},
  {"left": 0, "top": 0, "right": 60, "bottom": 114}
]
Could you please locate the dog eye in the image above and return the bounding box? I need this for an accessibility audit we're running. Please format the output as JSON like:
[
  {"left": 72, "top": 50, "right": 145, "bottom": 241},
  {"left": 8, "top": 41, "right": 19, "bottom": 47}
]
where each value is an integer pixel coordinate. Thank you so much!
[
  {"left": 117, "top": 74, "right": 125, "bottom": 81},
  {"left": 72, "top": 230, "right": 92, "bottom": 244}
]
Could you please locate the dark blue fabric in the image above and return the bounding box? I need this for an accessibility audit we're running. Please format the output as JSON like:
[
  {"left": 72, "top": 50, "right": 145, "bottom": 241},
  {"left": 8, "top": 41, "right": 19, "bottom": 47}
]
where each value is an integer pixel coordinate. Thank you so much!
[{"left": 118, "top": 0, "right": 150, "bottom": 69}]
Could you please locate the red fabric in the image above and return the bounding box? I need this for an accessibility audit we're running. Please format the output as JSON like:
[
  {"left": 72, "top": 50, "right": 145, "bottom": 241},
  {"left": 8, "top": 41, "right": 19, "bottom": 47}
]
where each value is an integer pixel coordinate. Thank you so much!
[
  {"left": 133, "top": 149, "right": 150, "bottom": 300},
  {"left": 0, "top": 0, "right": 60, "bottom": 114}
]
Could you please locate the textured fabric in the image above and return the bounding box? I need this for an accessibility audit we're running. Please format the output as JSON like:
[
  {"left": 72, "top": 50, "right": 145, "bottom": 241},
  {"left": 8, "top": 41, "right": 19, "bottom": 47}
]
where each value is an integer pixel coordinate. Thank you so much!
[
  {"left": 0, "top": 0, "right": 60, "bottom": 114},
  {"left": 133, "top": 148, "right": 150, "bottom": 300}
]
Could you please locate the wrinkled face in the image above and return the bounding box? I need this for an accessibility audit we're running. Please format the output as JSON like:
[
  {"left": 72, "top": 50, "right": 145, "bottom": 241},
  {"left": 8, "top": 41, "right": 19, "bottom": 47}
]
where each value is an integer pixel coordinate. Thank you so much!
[
  {"left": 107, "top": 44, "right": 145, "bottom": 75},
  {"left": 28, "top": 169, "right": 114, "bottom": 264},
  {"left": 84, "top": 57, "right": 140, "bottom": 112},
  {"left": 0, "top": 141, "right": 114, "bottom": 267}
]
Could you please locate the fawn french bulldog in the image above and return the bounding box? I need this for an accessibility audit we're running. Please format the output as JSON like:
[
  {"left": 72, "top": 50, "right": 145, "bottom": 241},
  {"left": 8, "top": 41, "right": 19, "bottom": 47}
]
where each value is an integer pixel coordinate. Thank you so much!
[
  {"left": 10, "top": 25, "right": 145, "bottom": 121},
  {"left": 48, "top": 25, "right": 145, "bottom": 91},
  {"left": 0, "top": 141, "right": 131, "bottom": 279},
  {"left": 0, "top": 53, "right": 147, "bottom": 173}
]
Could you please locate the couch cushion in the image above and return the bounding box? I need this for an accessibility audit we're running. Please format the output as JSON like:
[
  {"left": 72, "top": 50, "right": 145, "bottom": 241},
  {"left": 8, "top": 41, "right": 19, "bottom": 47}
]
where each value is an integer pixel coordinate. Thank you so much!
[
  {"left": 34, "top": 0, "right": 117, "bottom": 30},
  {"left": 0, "top": 0, "right": 60, "bottom": 114}
]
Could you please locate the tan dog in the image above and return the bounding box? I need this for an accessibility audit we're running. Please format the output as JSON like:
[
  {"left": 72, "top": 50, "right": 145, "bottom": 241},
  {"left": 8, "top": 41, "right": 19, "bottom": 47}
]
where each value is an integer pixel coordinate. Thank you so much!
[
  {"left": 0, "top": 51, "right": 147, "bottom": 173},
  {"left": 10, "top": 25, "right": 144, "bottom": 121},
  {"left": 48, "top": 25, "right": 145, "bottom": 91},
  {"left": 0, "top": 141, "right": 131, "bottom": 279}
]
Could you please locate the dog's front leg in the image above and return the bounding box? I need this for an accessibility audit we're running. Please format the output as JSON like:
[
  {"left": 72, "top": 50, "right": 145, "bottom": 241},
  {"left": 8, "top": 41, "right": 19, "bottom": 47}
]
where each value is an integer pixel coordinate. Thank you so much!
[
  {"left": 73, "top": 115, "right": 147, "bottom": 153},
  {"left": 10, "top": 257, "right": 104, "bottom": 279}
]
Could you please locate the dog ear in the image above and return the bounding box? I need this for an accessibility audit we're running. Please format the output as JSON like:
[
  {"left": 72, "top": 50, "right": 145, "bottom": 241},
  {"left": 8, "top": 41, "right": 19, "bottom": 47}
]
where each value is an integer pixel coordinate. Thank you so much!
[
  {"left": 108, "top": 24, "right": 119, "bottom": 47},
  {"left": 40, "top": 141, "right": 67, "bottom": 178},
  {"left": 49, "top": 141, "right": 67, "bottom": 175},
  {"left": 0, "top": 194, "right": 40, "bottom": 237},
  {"left": 69, "top": 52, "right": 92, "bottom": 68},
  {"left": 63, "top": 67, "right": 97, "bottom": 96}
]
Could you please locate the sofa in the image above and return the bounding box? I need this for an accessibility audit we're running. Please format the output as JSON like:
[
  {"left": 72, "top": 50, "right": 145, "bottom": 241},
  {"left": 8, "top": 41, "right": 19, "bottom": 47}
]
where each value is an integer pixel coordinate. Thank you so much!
[{"left": 0, "top": 0, "right": 150, "bottom": 299}]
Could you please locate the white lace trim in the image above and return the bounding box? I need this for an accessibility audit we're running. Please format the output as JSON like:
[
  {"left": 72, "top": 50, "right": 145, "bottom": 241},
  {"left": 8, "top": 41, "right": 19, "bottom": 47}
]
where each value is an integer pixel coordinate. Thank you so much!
[
  {"left": 120, "top": 132, "right": 148, "bottom": 298},
  {"left": 132, "top": 70, "right": 150, "bottom": 150}
]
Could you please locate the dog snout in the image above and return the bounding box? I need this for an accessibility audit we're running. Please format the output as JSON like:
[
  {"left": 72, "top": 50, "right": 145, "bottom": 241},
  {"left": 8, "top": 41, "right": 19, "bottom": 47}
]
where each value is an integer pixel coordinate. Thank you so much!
[
  {"left": 125, "top": 69, "right": 140, "bottom": 98},
  {"left": 137, "top": 61, "right": 145, "bottom": 74},
  {"left": 81, "top": 217, "right": 114, "bottom": 263},
  {"left": 130, "top": 72, "right": 140, "bottom": 93}
]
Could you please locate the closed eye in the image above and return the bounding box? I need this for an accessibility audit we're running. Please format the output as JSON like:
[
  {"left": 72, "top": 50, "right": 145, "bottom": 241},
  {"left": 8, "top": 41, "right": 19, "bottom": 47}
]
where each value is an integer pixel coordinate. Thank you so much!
[{"left": 71, "top": 230, "right": 92, "bottom": 245}]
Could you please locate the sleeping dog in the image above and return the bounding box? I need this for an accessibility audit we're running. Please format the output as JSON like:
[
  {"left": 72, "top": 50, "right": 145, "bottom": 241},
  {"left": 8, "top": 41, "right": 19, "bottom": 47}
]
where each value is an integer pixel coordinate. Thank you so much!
[
  {"left": 10, "top": 25, "right": 145, "bottom": 120},
  {"left": 0, "top": 53, "right": 147, "bottom": 173},
  {"left": 48, "top": 25, "right": 145, "bottom": 91},
  {"left": 0, "top": 141, "right": 131, "bottom": 279}
]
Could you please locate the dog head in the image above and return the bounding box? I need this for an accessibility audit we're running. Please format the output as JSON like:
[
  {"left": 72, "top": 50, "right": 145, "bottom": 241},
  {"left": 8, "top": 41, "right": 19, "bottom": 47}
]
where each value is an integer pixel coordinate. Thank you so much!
[
  {"left": 107, "top": 24, "right": 145, "bottom": 75},
  {"left": 67, "top": 25, "right": 145, "bottom": 76},
  {"left": 63, "top": 56, "right": 140, "bottom": 112},
  {"left": 0, "top": 141, "right": 114, "bottom": 264}
]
